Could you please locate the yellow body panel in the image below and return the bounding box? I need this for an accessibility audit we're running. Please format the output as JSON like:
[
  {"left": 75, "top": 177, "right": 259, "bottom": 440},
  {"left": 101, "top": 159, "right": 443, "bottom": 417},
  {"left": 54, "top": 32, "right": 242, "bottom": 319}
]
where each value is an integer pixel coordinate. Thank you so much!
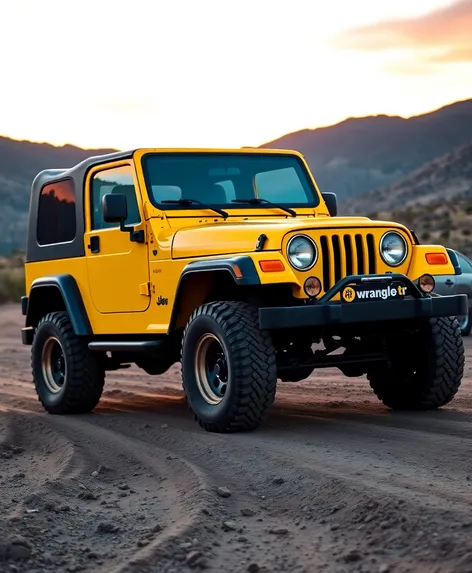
[{"left": 24, "top": 147, "right": 457, "bottom": 336}]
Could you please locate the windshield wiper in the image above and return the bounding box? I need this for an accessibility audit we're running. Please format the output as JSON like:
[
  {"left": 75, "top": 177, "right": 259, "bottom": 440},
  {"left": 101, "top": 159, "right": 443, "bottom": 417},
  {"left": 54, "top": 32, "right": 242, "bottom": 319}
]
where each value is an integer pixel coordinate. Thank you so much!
[
  {"left": 232, "top": 198, "right": 296, "bottom": 217},
  {"left": 161, "top": 199, "right": 228, "bottom": 219}
]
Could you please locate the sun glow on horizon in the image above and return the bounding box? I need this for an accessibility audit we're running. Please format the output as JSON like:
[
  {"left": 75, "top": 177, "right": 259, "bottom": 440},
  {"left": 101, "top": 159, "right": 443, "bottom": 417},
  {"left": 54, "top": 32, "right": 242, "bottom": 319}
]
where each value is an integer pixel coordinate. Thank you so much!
[{"left": 1, "top": 0, "right": 471, "bottom": 150}]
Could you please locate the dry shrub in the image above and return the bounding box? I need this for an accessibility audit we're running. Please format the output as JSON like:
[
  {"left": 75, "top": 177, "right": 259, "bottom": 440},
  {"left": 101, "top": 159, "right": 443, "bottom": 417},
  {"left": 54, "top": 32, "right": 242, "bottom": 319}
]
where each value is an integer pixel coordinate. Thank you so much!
[{"left": 0, "top": 267, "right": 25, "bottom": 304}]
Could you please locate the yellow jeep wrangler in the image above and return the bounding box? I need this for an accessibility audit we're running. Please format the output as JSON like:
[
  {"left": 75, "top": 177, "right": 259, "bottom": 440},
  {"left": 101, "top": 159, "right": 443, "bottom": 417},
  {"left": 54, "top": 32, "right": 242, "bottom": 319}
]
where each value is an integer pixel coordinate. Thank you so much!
[{"left": 21, "top": 148, "right": 467, "bottom": 432}]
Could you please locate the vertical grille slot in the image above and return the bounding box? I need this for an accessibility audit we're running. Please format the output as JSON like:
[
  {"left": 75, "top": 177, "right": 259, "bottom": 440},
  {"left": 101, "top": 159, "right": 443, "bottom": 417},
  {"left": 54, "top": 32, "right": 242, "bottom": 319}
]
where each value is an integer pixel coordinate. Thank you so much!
[
  {"left": 343, "top": 235, "right": 353, "bottom": 276},
  {"left": 355, "top": 234, "right": 365, "bottom": 275},
  {"left": 332, "top": 235, "right": 342, "bottom": 285},
  {"left": 320, "top": 235, "right": 330, "bottom": 292},
  {"left": 367, "top": 234, "right": 376, "bottom": 274}
]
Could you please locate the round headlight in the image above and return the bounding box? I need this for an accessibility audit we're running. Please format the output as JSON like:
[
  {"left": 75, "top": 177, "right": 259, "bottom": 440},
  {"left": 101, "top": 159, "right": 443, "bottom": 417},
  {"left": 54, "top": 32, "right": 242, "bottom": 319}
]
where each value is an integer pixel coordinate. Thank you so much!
[
  {"left": 287, "top": 235, "right": 317, "bottom": 270},
  {"left": 380, "top": 231, "right": 407, "bottom": 266}
]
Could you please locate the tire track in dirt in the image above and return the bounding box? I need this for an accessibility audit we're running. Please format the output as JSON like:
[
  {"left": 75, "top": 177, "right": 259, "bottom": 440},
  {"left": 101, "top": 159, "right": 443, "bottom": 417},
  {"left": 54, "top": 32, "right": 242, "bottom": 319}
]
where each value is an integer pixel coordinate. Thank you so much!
[{"left": 0, "top": 410, "right": 210, "bottom": 573}]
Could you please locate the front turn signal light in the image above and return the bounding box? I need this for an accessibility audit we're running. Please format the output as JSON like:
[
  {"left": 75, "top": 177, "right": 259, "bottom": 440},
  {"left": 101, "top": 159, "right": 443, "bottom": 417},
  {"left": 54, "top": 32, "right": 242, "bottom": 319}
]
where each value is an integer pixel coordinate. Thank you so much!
[
  {"left": 259, "top": 260, "right": 285, "bottom": 272},
  {"left": 425, "top": 252, "right": 448, "bottom": 265}
]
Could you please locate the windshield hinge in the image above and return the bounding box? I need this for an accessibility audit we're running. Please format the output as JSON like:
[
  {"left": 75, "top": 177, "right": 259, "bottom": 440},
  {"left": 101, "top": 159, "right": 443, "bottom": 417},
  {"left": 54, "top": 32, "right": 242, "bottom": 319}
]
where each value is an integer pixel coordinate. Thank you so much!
[{"left": 139, "top": 282, "right": 151, "bottom": 296}]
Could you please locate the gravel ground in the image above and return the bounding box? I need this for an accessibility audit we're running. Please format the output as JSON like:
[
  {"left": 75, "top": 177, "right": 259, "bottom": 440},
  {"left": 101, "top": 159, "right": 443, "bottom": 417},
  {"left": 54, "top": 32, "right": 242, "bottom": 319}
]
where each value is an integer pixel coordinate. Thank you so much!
[{"left": 1, "top": 304, "right": 472, "bottom": 573}]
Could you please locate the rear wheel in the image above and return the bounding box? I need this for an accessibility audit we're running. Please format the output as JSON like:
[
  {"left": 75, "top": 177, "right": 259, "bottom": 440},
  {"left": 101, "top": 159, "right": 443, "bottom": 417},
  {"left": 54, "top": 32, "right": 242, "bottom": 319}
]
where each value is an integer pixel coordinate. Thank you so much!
[
  {"left": 32, "top": 312, "right": 105, "bottom": 414},
  {"left": 181, "top": 301, "right": 277, "bottom": 432},
  {"left": 367, "top": 316, "right": 464, "bottom": 410}
]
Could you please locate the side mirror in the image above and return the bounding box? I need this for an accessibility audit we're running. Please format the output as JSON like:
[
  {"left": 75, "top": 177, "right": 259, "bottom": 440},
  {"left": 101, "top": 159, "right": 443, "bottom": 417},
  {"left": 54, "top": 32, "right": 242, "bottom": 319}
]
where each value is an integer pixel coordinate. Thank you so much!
[
  {"left": 322, "top": 192, "right": 337, "bottom": 217},
  {"left": 102, "top": 193, "right": 127, "bottom": 223},
  {"left": 101, "top": 193, "right": 145, "bottom": 244}
]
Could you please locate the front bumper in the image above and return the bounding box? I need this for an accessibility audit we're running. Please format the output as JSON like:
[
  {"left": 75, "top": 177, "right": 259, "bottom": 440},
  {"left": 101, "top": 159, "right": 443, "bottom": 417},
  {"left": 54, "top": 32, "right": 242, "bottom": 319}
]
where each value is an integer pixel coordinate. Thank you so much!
[{"left": 259, "top": 273, "right": 468, "bottom": 330}]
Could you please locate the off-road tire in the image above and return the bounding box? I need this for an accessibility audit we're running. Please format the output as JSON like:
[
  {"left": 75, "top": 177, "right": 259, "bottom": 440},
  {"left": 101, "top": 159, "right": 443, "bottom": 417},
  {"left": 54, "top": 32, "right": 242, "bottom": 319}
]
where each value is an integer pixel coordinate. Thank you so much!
[
  {"left": 32, "top": 311, "right": 105, "bottom": 414},
  {"left": 181, "top": 301, "right": 277, "bottom": 433},
  {"left": 367, "top": 316, "right": 464, "bottom": 410}
]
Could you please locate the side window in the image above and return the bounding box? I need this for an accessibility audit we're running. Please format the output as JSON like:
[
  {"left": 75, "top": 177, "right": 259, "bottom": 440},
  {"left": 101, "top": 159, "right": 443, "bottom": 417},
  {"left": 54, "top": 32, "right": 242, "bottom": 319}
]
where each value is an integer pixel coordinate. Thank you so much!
[
  {"left": 37, "top": 179, "right": 76, "bottom": 245},
  {"left": 91, "top": 165, "right": 141, "bottom": 230}
]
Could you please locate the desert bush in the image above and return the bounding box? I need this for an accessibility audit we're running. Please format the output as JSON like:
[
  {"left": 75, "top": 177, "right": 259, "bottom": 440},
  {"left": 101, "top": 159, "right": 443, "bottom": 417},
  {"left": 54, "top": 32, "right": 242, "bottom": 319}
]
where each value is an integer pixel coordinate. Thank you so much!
[{"left": 0, "top": 267, "right": 25, "bottom": 304}]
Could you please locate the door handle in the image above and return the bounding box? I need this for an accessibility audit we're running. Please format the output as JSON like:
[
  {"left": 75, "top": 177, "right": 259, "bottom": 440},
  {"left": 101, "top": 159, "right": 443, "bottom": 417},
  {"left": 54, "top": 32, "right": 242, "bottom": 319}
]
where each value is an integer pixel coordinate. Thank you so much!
[
  {"left": 445, "top": 279, "right": 454, "bottom": 286},
  {"left": 88, "top": 235, "right": 100, "bottom": 254}
]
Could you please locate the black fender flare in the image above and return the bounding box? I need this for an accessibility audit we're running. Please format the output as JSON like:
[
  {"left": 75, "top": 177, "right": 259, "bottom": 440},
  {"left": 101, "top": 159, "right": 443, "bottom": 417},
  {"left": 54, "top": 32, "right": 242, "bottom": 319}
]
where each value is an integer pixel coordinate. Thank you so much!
[
  {"left": 168, "top": 256, "right": 261, "bottom": 332},
  {"left": 23, "top": 274, "right": 92, "bottom": 335}
]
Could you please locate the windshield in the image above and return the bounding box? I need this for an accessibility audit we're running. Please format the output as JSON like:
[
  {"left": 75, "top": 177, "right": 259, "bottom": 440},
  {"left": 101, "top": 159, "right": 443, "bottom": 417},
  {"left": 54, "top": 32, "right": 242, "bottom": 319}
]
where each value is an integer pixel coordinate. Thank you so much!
[{"left": 142, "top": 153, "right": 320, "bottom": 211}]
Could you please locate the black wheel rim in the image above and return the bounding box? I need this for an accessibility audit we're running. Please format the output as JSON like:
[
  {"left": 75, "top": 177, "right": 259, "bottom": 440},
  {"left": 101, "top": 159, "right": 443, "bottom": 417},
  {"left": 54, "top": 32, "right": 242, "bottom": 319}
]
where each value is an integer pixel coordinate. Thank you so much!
[
  {"left": 41, "top": 336, "right": 66, "bottom": 394},
  {"left": 194, "top": 333, "right": 229, "bottom": 405}
]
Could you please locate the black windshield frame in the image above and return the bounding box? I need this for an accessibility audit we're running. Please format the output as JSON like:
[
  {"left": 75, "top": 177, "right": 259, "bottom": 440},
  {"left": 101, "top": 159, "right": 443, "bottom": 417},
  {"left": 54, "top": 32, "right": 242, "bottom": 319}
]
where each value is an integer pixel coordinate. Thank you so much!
[{"left": 141, "top": 152, "right": 320, "bottom": 213}]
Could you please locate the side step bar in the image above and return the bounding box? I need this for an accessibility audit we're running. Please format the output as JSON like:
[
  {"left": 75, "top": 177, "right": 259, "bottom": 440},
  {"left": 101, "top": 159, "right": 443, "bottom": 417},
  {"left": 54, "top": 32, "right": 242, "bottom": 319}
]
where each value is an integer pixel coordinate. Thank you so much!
[{"left": 88, "top": 341, "right": 164, "bottom": 352}]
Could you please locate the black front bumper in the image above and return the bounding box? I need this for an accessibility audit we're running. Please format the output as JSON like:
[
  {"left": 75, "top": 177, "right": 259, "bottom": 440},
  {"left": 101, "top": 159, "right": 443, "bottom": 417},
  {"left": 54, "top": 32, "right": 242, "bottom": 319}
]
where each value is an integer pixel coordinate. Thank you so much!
[{"left": 259, "top": 274, "right": 469, "bottom": 330}]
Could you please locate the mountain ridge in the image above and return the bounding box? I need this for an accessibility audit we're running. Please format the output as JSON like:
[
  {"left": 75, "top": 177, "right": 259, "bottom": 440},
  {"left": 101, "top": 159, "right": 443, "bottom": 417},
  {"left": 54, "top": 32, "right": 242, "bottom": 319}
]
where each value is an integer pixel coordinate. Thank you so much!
[
  {"left": 1, "top": 97, "right": 472, "bottom": 254},
  {"left": 259, "top": 98, "right": 472, "bottom": 202}
]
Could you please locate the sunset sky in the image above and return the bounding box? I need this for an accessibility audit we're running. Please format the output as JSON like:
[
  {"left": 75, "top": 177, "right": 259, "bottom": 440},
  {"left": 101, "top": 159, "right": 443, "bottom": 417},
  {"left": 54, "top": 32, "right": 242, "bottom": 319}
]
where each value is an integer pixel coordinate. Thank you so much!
[{"left": 1, "top": 0, "right": 471, "bottom": 150}]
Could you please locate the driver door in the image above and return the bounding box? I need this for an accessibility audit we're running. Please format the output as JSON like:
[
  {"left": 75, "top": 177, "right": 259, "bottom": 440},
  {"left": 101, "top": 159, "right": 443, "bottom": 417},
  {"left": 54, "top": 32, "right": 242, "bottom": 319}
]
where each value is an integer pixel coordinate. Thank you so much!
[{"left": 84, "top": 163, "right": 150, "bottom": 314}]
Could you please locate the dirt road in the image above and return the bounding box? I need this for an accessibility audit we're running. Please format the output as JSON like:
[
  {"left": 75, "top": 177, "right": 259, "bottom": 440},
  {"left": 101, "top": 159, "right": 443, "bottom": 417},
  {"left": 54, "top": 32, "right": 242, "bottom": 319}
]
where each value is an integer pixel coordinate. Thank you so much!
[{"left": 1, "top": 304, "right": 472, "bottom": 573}]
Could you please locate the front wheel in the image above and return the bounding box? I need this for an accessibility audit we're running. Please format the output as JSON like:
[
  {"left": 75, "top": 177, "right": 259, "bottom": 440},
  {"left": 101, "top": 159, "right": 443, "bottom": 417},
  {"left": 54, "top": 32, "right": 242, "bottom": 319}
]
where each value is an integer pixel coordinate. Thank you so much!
[
  {"left": 32, "top": 312, "right": 105, "bottom": 414},
  {"left": 181, "top": 301, "right": 277, "bottom": 432},
  {"left": 367, "top": 316, "right": 464, "bottom": 410}
]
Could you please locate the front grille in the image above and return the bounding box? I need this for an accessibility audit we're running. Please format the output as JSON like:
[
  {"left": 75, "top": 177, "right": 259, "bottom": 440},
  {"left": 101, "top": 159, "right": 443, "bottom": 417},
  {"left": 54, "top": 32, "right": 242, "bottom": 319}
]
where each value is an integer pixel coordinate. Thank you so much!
[{"left": 320, "top": 233, "right": 376, "bottom": 292}]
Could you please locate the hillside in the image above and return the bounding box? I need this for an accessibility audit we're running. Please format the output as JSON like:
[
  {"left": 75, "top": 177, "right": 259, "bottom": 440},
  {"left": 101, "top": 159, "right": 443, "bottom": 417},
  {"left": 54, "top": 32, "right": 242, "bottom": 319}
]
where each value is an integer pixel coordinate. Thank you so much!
[
  {"left": 343, "top": 143, "right": 472, "bottom": 215},
  {"left": 0, "top": 136, "right": 116, "bottom": 254},
  {"left": 371, "top": 196, "right": 472, "bottom": 259},
  {"left": 260, "top": 99, "right": 472, "bottom": 202},
  {"left": 345, "top": 143, "right": 472, "bottom": 257}
]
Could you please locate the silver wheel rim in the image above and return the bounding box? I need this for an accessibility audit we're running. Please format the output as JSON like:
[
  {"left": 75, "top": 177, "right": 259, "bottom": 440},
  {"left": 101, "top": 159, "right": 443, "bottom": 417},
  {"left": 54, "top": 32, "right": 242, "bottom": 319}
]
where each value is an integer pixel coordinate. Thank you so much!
[
  {"left": 194, "top": 333, "right": 229, "bottom": 405},
  {"left": 41, "top": 336, "right": 66, "bottom": 394}
]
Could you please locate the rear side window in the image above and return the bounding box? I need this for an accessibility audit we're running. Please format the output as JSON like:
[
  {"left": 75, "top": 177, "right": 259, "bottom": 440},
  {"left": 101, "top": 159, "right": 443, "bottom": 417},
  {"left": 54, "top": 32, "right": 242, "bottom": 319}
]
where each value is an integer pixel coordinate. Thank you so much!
[{"left": 37, "top": 179, "right": 76, "bottom": 245}]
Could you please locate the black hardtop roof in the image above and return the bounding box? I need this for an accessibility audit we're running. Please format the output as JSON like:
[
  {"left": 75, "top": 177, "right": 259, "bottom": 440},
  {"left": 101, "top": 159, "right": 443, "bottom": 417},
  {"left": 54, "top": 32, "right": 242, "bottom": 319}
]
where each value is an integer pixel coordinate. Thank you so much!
[
  {"left": 32, "top": 149, "right": 135, "bottom": 190},
  {"left": 26, "top": 150, "right": 134, "bottom": 264}
]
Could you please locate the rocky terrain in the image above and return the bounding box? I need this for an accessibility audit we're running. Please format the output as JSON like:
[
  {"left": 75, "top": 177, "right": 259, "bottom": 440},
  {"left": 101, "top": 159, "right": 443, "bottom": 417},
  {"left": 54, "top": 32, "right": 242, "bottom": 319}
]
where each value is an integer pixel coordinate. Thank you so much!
[{"left": 2, "top": 304, "right": 472, "bottom": 572}]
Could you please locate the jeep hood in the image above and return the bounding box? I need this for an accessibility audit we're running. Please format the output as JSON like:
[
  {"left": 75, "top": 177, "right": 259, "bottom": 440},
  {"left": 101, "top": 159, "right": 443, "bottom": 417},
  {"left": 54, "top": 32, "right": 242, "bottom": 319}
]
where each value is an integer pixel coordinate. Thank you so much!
[{"left": 168, "top": 216, "right": 408, "bottom": 259}]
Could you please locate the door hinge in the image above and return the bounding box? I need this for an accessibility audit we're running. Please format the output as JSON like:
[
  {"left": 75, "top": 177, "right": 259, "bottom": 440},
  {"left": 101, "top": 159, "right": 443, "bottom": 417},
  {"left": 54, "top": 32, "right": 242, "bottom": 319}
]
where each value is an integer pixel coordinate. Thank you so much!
[{"left": 139, "top": 282, "right": 151, "bottom": 296}]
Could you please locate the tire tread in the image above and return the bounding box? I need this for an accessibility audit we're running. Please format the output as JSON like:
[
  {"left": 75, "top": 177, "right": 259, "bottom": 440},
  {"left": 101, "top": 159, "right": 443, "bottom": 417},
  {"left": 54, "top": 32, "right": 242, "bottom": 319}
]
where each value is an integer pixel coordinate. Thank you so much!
[
  {"left": 368, "top": 316, "right": 464, "bottom": 410},
  {"left": 32, "top": 311, "right": 105, "bottom": 414},
  {"left": 181, "top": 301, "right": 277, "bottom": 432}
]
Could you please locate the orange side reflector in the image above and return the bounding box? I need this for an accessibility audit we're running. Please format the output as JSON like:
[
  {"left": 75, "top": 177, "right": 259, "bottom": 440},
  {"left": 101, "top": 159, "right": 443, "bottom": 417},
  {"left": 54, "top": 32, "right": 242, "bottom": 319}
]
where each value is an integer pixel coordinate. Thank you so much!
[
  {"left": 232, "top": 264, "right": 243, "bottom": 278},
  {"left": 259, "top": 260, "right": 285, "bottom": 272},
  {"left": 426, "top": 253, "right": 448, "bottom": 265}
]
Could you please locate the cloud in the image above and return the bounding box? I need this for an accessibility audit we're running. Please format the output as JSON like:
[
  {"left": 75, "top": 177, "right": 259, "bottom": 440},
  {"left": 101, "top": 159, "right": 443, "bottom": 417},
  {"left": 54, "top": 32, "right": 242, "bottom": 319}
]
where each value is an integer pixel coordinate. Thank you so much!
[{"left": 336, "top": 0, "right": 472, "bottom": 66}]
